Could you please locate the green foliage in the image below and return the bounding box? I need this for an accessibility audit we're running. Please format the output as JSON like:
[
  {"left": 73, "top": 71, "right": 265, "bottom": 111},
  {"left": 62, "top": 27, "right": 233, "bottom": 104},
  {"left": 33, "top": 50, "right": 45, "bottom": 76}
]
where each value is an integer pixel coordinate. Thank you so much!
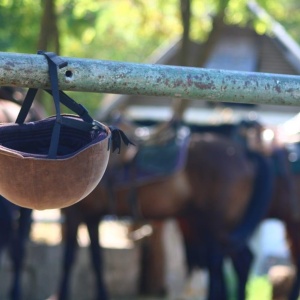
[
  {"left": 224, "top": 260, "right": 271, "bottom": 300},
  {"left": 225, "top": 0, "right": 250, "bottom": 26},
  {"left": 257, "top": 0, "right": 300, "bottom": 41},
  {"left": 0, "top": 0, "right": 183, "bottom": 61},
  {"left": 232, "top": 0, "right": 300, "bottom": 39},
  {"left": 0, "top": 0, "right": 183, "bottom": 114},
  {"left": 1, "top": 0, "right": 300, "bottom": 61},
  {"left": 56, "top": 0, "right": 181, "bottom": 62},
  {"left": 0, "top": 0, "right": 42, "bottom": 53},
  {"left": 189, "top": 0, "right": 216, "bottom": 42},
  {"left": 246, "top": 276, "right": 272, "bottom": 300}
]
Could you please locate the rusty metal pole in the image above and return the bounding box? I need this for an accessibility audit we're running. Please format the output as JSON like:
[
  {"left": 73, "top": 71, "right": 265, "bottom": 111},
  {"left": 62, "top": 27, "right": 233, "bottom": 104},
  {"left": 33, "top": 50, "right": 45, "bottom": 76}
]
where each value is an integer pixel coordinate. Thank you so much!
[{"left": 1, "top": 52, "right": 300, "bottom": 106}]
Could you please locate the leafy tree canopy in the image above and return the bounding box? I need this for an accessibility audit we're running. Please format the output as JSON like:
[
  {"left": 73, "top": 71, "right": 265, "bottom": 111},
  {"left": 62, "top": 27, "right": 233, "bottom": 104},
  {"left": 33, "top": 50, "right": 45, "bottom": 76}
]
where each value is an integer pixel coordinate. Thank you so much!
[
  {"left": 2, "top": 0, "right": 299, "bottom": 60},
  {"left": 1, "top": 0, "right": 300, "bottom": 114}
]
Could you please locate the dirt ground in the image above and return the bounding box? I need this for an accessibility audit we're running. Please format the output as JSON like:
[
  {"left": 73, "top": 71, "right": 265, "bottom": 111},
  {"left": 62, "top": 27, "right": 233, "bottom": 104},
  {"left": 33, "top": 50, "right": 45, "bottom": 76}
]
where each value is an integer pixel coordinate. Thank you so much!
[
  {"left": 30, "top": 209, "right": 134, "bottom": 248},
  {"left": 24, "top": 210, "right": 198, "bottom": 300}
]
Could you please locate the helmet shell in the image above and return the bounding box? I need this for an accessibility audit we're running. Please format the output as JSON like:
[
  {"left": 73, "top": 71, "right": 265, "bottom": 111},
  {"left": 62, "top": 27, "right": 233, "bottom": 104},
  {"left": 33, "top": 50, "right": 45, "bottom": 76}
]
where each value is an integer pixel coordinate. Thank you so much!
[{"left": 0, "top": 116, "right": 111, "bottom": 210}]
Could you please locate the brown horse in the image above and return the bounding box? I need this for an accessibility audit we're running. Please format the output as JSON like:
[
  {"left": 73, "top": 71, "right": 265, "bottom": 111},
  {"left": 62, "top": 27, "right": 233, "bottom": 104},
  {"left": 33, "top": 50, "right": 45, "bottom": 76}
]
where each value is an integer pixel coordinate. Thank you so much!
[
  {"left": 267, "top": 144, "right": 300, "bottom": 300},
  {"left": 0, "top": 87, "right": 44, "bottom": 300},
  {"left": 178, "top": 126, "right": 300, "bottom": 300},
  {"left": 51, "top": 114, "right": 276, "bottom": 300}
]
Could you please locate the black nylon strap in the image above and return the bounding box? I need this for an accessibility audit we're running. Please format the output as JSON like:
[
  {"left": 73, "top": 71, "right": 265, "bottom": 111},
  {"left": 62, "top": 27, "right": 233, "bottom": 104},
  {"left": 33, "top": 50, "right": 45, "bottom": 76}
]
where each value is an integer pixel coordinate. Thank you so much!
[
  {"left": 15, "top": 51, "right": 129, "bottom": 160},
  {"left": 48, "top": 121, "right": 61, "bottom": 159},
  {"left": 16, "top": 88, "right": 38, "bottom": 124},
  {"left": 16, "top": 89, "right": 96, "bottom": 134},
  {"left": 108, "top": 126, "right": 135, "bottom": 153},
  {"left": 46, "top": 90, "right": 93, "bottom": 123},
  {"left": 15, "top": 51, "right": 104, "bottom": 159},
  {"left": 37, "top": 50, "right": 68, "bottom": 69},
  {"left": 42, "top": 52, "right": 64, "bottom": 158},
  {"left": 15, "top": 51, "right": 67, "bottom": 125}
]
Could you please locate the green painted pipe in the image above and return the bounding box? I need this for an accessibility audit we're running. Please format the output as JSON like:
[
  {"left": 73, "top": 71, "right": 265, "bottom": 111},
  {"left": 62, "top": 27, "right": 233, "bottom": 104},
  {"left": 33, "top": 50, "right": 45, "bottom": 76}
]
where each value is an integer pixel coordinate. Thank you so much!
[{"left": 1, "top": 52, "right": 300, "bottom": 106}]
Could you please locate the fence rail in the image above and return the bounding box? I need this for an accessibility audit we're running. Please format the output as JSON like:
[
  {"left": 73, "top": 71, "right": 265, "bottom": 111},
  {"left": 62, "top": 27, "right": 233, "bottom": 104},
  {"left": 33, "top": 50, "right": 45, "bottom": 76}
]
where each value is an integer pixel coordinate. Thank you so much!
[{"left": 1, "top": 52, "right": 300, "bottom": 106}]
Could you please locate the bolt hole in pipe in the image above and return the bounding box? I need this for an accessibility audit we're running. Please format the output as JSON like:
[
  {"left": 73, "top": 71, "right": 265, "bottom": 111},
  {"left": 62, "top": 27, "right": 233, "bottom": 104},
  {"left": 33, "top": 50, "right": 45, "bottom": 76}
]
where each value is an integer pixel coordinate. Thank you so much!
[{"left": 65, "top": 70, "right": 73, "bottom": 81}]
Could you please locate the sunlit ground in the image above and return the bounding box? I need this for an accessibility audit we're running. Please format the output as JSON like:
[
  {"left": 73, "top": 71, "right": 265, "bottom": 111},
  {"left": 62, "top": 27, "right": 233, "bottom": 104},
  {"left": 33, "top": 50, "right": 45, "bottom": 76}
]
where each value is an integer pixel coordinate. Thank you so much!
[
  {"left": 110, "top": 276, "right": 273, "bottom": 300},
  {"left": 29, "top": 211, "right": 294, "bottom": 300},
  {"left": 30, "top": 209, "right": 134, "bottom": 249}
]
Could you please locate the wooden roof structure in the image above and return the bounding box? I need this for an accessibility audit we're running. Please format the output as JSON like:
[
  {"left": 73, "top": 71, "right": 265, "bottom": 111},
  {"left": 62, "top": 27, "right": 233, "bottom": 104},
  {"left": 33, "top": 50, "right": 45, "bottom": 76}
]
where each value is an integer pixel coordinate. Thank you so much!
[{"left": 98, "top": 2, "right": 300, "bottom": 127}]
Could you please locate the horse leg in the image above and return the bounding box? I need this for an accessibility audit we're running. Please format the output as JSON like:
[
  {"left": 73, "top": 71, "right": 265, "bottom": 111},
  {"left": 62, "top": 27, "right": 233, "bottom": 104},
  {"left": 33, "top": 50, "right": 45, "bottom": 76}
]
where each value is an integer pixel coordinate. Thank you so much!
[
  {"left": 207, "top": 242, "right": 227, "bottom": 300},
  {"left": 230, "top": 245, "right": 253, "bottom": 300},
  {"left": 288, "top": 262, "right": 300, "bottom": 300},
  {"left": 85, "top": 216, "right": 109, "bottom": 300},
  {"left": 178, "top": 215, "right": 227, "bottom": 300},
  {"left": 8, "top": 207, "right": 32, "bottom": 300},
  {"left": 0, "top": 201, "right": 14, "bottom": 299},
  {"left": 138, "top": 220, "right": 166, "bottom": 296},
  {"left": 285, "top": 221, "right": 300, "bottom": 300},
  {"left": 57, "top": 216, "right": 80, "bottom": 300}
]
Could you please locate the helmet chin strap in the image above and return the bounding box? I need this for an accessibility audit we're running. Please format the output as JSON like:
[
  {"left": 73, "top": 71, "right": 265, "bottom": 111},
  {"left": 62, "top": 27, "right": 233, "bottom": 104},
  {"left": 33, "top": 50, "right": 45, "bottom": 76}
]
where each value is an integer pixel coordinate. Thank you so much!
[
  {"left": 40, "top": 51, "right": 135, "bottom": 156},
  {"left": 15, "top": 51, "right": 105, "bottom": 158},
  {"left": 41, "top": 51, "right": 65, "bottom": 158},
  {"left": 16, "top": 51, "right": 134, "bottom": 159}
]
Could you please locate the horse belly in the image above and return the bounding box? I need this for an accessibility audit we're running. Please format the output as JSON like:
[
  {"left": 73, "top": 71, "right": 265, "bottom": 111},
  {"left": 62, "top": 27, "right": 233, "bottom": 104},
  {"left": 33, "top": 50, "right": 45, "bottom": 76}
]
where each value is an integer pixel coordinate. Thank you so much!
[
  {"left": 185, "top": 133, "right": 256, "bottom": 233},
  {"left": 223, "top": 169, "right": 254, "bottom": 229},
  {"left": 115, "top": 171, "right": 192, "bottom": 219}
]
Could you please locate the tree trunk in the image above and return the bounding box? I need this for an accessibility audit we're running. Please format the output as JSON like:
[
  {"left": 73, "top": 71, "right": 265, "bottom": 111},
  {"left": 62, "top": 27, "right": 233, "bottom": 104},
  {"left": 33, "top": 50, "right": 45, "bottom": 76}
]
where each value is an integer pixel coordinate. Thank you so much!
[
  {"left": 37, "top": 0, "right": 60, "bottom": 54},
  {"left": 179, "top": 0, "right": 192, "bottom": 66},
  {"left": 36, "top": 0, "right": 60, "bottom": 110},
  {"left": 196, "top": 0, "right": 230, "bottom": 68}
]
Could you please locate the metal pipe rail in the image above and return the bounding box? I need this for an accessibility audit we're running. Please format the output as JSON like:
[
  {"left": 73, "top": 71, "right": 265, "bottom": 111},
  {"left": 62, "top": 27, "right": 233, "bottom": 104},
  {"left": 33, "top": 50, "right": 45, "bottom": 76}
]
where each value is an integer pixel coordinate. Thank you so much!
[{"left": 1, "top": 52, "right": 300, "bottom": 106}]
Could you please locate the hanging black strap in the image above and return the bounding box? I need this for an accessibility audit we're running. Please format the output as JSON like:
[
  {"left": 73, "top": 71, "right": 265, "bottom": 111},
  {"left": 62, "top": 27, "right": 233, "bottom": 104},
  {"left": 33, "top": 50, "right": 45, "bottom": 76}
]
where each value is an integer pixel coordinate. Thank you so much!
[
  {"left": 108, "top": 126, "right": 135, "bottom": 153},
  {"left": 42, "top": 51, "right": 65, "bottom": 158},
  {"left": 15, "top": 51, "right": 101, "bottom": 159},
  {"left": 15, "top": 51, "right": 134, "bottom": 158},
  {"left": 38, "top": 51, "right": 68, "bottom": 68},
  {"left": 46, "top": 90, "right": 94, "bottom": 124},
  {"left": 17, "top": 90, "right": 94, "bottom": 126},
  {"left": 15, "top": 89, "right": 38, "bottom": 124},
  {"left": 15, "top": 51, "right": 65, "bottom": 158}
]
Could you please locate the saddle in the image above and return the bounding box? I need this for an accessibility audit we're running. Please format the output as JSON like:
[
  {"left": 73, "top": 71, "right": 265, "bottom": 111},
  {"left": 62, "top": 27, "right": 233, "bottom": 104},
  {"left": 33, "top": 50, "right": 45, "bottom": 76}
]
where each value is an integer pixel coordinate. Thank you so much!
[
  {"left": 101, "top": 119, "right": 190, "bottom": 218},
  {"left": 134, "top": 126, "right": 190, "bottom": 180},
  {"left": 104, "top": 121, "right": 190, "bottom": 188}
]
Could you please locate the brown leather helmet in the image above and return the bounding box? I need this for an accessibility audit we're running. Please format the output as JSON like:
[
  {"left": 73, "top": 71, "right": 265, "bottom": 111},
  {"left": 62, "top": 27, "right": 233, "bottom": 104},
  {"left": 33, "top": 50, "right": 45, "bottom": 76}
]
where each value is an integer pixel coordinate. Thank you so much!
[
  {"left": 0, "top": 116, "right": 111, "bottom": 210},
  {"left": 0, "top": 52, "right": 115, "bottom": 210}
]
